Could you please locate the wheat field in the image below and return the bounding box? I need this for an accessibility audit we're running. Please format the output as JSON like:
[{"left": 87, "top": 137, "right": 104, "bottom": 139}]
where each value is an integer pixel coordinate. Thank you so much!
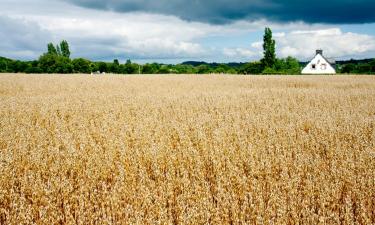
[{"left": 0, "top": 74, "right": 374, "bottom": 224}]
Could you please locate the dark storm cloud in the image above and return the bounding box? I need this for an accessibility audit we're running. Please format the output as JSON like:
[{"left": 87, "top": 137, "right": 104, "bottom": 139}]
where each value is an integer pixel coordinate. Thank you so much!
[{"left": 63, "top": 0, "right": 375, "bottom": 24}]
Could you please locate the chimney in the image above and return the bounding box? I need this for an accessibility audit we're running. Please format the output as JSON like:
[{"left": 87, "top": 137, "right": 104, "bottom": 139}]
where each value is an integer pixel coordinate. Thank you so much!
[{"left": 316, "top": 49, "right": 323, "bottom": 55}]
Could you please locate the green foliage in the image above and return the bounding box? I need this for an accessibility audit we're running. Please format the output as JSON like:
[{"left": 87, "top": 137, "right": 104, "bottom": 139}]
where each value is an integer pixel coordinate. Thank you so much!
[
  {"left": 122, "top": 60, "right": 139, "bottom": 74},
  {"left": 214, "top": 64, "right": 232, "bottom": 74},
  {"left": 38, "top": 41, "right": 74, "bottom": 73},
  {"left": 157, "top": 65, "right": 170, "bottom": 74},
  {"left": 370, "top": 60, "right": 375, "bottom": 73},
  {"left": 240, "top": 61, "right": 263, "bottom": 74},
  {"left": 340, "top": 63, "right": 355, "bottom": 73},
  {"left": 55, "top": 57, "right": 73, "bottom": 73},
  {"left": 56, "top": 45, "right": 62, "bottom": 56},
  {"left": 339, "top": 59, "right": 375, "bottom": 74},
  {"left": 142, "top": 63, "right": 160, "bottom": 74},
  {"left": 262, "top": 67, "right": 279, "bottom": 75},
  {"left": 261, "top": 27, "right": 276, "bottom": 69},
  {"left": 357, "top": 64, "right": 372, "bottom": 74},
  {"left": 98, "top": 62, "right": 108, "bottom": 73},
  {"left": 173, "top": 64, "right": 196, "bottom": 74},
  {"left": 197, "top": 64, "right": 210, "bottom": 74},
  {"left": 0, "top": 60, "right": 7, "bottom": 72},
  {"left": 25, "top": 65, "right": 43, "bottom": 74},
  {"left": 239, "top": 57, "right": 300, "bottom": 75},
  {"left": 47, "top": 43, "right": 58, "bottom": 55},
  {"left": 25, "top": 61, "right": 42, "bottom": 74},
  {"left": 38, "top": 53, "right": 73, "bottom": 74},
  {"left": 108, "top": 59, "right": 120, "bottom": 74},
  {"left": 60, "top": 40, "right": 71, "bottom": 58},
  {"left": 274, "top": 57, "right": 301, "bottom": 74},
  {"left": 38, "top": 53, "right": 58, "bottom": 73},
  {"left": 90, "top": 63, "right": 99, "bottom": 73},
  {"left": 72, "top": 58, "right": 91, "bottom": 74}
]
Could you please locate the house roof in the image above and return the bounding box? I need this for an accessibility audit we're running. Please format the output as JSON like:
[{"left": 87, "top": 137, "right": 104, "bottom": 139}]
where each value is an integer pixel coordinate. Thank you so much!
[
  {"left": 301, "top": 51, "right": 336, "bottom": 74},
  {"left": 308, "top": 52, "right": 335, "bottom": 66}
]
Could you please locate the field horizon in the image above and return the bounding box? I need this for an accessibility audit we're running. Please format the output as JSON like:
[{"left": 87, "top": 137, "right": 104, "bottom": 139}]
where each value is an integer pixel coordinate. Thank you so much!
[{"left": 0, "top": 73, "right": 374, "bottom": 224}]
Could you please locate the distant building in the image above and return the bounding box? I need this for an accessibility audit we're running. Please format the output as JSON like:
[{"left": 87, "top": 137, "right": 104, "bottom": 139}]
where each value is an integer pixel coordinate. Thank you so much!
[{"left": 302, "top": 50, "right": 336, "bottom": 74}]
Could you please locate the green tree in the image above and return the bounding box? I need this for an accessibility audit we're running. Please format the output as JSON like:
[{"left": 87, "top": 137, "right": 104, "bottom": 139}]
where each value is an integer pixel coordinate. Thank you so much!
[
  {"left": 262, "top": 67, "right": 278, "bottom": 75},
  {"left": 158, "top": 65, "right": 170, "bottom": 74},
  {"left": 109, "top": 59, "right": 120, "bottom": 73},
  {"left": 25, "top": 61, "right": 42, "bottom": 74},
  {"left": 38, "top": 53, "right": 59, "bottom": 73},
  {"left": 274, "top": 57, "right": 301, "bottom": 74},
  {"left": 72, "top": 58, "right": 91, "bottom": 73},
  {"left": 124, "top": 60, "right": 139, "bottom": 74},
  {"left": 174, "top": 64, "right": 196, "bottom": 74},
  {"left": 341, "top": 63, "right": 356, "bottom": 73},
  {"left": 60, "top": 40, "right": 71, "bottom": 58},
  {"left": 285, "top": 57, "right": 300, "bottom": 73},
  {"left": 56, "top": 45, "right": 62, "bottom": 56},
  {"left": 142, "top": 63, "right": 159, "bottom": 74},
  {"left": 261, "top": 27, "right": 276, "bottom": 69},
  {"left": 357, "top": 63, "right": 371, "bottom": 74},
  {"left": 240, "top": 61, "right": 263, "bottom": 74},
  {"left": 197, "top": 64, "right": 210, "bottom": 74},
  {"left": 0, "top": 60, "right": 7, "bottom": 72},
  {"left": 55, "top": 57, "right": 73, "bottom": 73},
  {"left": 370, "top": 60, "right": 375, "bottom": 73},
  {"left": 39, "top": 41, "right": 73, "bottom": 73},
  {"left": 98, "top": 62, "right": 108, "bottom": 73},
  {"left": 47, "top": 43, "right": 58, "bottom": 55},
  {"left": 214, "top": 65, "right": 227, "bottom": 74},
  {"left": 90, "top": 63, "right": 99, "bottom": 73}
]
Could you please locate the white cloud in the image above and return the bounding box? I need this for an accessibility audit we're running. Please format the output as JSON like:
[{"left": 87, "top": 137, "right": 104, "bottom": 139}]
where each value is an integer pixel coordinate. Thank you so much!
[
  {"left": 274, "top": 32, "right": 286, "bottom": 37},
  {"left": 2, "top": 0, "right": 322, "bottom": 62},
  {"left": 223, "top": 48, "right": 256, "bottom": 58},
  {"left": 276, "top": 28, "right": 375, "bottom": 59},
  {"left": 251, "top": 41, "right": 263, "bottom": 49},
  {"left": 1, "top": 0, "right": 218, "bottom": 61},
  {"left": 13, "top": 12, "right": 212, "bottom": 60}
]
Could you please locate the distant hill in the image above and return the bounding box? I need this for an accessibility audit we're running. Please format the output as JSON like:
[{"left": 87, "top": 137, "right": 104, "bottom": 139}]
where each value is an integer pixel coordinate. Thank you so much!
[
  {"left": 335, "top": 58, "right": 375, "bottom": 65},
  {"left": 300, "top": 58, "right": 374, "bottom": 65},
  {"left": 184, "top": 58, "right": 375, "bottom": 67},
  {"left": 181, "top": 61, "right": 246, "bottom": 68}
]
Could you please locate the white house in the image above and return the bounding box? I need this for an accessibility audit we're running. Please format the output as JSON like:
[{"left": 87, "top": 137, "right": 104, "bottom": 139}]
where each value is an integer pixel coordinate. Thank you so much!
[{"left": 302, "top": 50, "right": 336, "bottom": 74}]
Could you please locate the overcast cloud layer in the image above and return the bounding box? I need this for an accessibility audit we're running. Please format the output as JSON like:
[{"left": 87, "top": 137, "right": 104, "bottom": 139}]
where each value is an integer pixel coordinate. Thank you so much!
[
  {"left": 1, "top": 0, "right": 375, "bottom": 63},
  {"left": 65, "top": 0, "right": 375, "bottom": 24}
]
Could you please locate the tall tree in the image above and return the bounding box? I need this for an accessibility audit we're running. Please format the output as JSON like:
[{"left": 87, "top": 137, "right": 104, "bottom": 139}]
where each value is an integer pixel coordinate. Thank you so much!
[
  {"left": 60, "top": 40, "right": 71, "bottom": 58},
  {"left": 110, "top": 59, "right": 120, "bottom": 73},
  {"left": 261, "top": 27, "right": 276, "bottom": 69},
  {"left": 47, "top": 43, "right": 58, "bottom": 55},
  {"left": 56, "top": 45, "right": 62, "bottom": 56}
]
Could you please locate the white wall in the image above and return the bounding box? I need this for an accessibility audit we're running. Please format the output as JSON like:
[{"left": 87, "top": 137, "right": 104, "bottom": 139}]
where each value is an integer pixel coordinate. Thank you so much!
[{"left": 302, "top": 54, "right": 336, "bottom": 74}]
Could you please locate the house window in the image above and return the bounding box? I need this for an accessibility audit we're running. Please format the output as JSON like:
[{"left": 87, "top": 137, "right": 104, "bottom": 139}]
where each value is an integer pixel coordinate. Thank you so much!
[
  {"left": 321, "top": 64, "right": 327, "bottom": 70},
  {"left": 311, "top": 64, "right": 316, "bottom": 69}
]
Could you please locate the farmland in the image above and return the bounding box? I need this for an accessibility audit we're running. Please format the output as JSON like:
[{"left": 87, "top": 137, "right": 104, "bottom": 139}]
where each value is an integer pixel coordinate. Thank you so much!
[{"left": 0, "top": 74, "right": 374, "bottom": 224}]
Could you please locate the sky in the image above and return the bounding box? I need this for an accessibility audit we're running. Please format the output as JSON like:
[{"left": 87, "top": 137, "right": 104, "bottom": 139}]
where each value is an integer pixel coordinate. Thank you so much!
[{"left": 1, "top": 0, "right": 375, "bottom": 63}]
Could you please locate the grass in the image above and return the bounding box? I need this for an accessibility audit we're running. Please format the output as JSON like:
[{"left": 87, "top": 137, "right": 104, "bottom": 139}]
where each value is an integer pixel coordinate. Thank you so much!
[{"left": 0, "top": 74, "right": 374, "bottom": 224}]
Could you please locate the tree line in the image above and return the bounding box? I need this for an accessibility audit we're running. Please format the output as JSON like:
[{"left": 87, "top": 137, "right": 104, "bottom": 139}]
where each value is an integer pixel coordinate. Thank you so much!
[{"left": 0, "top": 30, "right": 374, "bottom": 74}]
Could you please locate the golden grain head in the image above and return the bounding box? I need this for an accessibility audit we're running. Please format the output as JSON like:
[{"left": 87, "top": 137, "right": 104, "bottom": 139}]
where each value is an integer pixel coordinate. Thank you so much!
[{"left": 0, "top": 74, "right": 374, "bottom": 224}]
